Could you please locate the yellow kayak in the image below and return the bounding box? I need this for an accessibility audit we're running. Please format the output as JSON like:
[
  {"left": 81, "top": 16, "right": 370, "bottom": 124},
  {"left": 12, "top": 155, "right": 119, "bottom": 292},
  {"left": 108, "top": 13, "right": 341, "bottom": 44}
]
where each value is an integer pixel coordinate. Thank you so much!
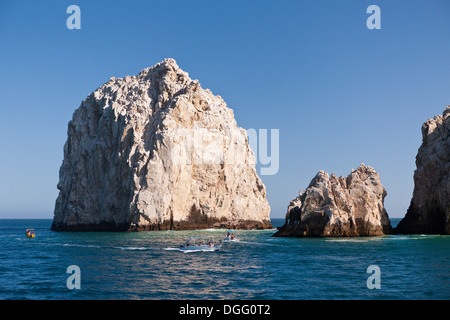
[{"left": 26, "top": 229, "right": 35, "bottom": 238}]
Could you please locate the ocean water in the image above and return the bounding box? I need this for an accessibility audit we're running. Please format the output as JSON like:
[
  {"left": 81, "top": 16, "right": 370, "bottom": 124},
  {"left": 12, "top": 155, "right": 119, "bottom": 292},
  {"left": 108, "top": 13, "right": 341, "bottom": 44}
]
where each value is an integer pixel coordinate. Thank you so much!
[{"left": 0, "top": 218, "right": 448, "bottom": 300}]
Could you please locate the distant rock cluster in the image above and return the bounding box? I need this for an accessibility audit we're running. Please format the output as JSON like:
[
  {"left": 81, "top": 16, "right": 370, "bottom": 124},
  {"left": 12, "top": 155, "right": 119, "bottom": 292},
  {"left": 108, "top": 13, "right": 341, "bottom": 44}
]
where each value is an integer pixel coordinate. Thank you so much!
[
  {"left": 52, "top": 58, "right": 449, "bottom": 235},
  {"left": 275, "top": 106, "right": 449, "bottom": 237}
]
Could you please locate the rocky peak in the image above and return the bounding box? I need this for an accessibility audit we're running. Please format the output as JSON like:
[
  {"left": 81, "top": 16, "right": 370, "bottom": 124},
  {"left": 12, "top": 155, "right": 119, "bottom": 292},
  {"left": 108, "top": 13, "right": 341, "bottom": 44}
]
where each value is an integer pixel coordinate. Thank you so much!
[
  {"left": 52, "top": 59, "right": 271, "bottom": 231},
  {"left": 274, "top": 164, "right": 392, "bottom": 237}
]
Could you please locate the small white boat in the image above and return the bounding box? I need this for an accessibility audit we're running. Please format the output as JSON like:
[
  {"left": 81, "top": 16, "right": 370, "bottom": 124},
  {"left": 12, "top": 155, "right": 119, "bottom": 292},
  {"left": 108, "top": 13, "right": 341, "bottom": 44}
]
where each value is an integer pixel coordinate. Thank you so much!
[
  {"left": 223, "top": 230, "right": 237, "bottom": 241},
  {"left": 179, "top": 237, "right": 221, "bottom": 252}
]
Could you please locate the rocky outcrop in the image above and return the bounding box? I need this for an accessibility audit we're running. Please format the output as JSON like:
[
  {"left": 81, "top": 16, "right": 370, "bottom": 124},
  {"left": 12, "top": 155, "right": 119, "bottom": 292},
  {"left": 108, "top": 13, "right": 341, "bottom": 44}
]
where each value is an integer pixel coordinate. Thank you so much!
[
  {"left": 273, "top": 164, "right": 392, "bottom": 237},
  {"left": 395, "top": 106, "right": 450, "bottom": 234},
  {"left": 52, "top": 59, "right": 272, "bottom": 231}
]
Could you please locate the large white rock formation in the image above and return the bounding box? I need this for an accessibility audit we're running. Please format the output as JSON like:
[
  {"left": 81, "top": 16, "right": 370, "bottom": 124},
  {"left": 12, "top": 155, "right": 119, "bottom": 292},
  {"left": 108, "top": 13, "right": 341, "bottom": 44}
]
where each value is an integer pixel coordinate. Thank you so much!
[{"left": 52, "top": 59, "right": 271, "bottom": 231}]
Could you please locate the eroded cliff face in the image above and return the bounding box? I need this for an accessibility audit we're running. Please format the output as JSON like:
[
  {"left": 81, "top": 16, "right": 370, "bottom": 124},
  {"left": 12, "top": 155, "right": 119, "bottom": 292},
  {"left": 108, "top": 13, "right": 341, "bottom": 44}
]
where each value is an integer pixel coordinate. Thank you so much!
[
  {"left": 395, "top": 106, "right": 450, "bottom": 234},
  {"left": 52, "top": 59, "right": 271, "bottom": 231},
  {"left": 274, "top": 164, "right": 392, "bottom": 237}
]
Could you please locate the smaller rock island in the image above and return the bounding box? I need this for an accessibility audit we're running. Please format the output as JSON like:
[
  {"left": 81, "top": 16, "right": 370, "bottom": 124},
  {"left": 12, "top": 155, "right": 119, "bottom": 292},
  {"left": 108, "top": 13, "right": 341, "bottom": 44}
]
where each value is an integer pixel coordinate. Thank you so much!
[{"left": 273, "top": 164, "right": 392, "bottom": 237}]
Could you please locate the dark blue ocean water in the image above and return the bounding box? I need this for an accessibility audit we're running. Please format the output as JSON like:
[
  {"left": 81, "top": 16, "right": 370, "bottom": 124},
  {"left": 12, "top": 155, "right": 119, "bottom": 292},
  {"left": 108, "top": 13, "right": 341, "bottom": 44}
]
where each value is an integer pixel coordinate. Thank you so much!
[{"left": 0, "top": 219, "right": 448, "bottom": 300}]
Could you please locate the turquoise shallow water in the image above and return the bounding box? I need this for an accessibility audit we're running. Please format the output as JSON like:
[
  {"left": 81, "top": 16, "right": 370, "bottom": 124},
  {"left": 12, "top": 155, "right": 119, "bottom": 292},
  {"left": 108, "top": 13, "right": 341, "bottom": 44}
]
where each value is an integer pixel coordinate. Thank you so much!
[{"left": 0, "top": 218, "right": 448, "bottom": 300}]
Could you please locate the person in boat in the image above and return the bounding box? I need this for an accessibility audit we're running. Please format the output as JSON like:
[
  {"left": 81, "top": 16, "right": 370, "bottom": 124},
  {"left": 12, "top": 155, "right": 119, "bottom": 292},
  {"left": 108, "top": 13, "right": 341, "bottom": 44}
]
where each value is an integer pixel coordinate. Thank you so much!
[
  {"left": 226, "top": 232, "right": 230, "bottom": 240},
  {"left": 208, "top": 242, "right": 213, "bottom": 247},
  {"left": 230, "top": 234, "right": 235, "bottom": 240}
]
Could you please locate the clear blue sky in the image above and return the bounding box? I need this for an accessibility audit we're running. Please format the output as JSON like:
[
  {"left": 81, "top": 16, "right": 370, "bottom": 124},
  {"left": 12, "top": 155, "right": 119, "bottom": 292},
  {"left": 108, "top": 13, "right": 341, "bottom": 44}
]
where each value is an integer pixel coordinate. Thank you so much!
[{"left": 0, "top": 0, "right": 449, "bottom": 219}]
